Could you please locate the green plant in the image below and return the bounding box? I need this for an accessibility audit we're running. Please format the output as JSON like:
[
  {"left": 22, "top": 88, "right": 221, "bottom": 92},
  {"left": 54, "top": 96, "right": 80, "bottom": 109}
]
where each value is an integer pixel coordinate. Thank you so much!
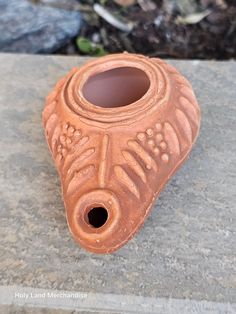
[{"left": 76, "top": 37, "right": 107, "bottom": 56}]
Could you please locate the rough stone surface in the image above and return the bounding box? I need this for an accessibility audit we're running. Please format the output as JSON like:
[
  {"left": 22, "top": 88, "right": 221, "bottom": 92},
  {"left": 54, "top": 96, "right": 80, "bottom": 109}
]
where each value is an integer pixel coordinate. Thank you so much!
[
  {"left": 0, "top": 54, "right": 235, "bottom": 312},
  {"left": 0, "top": 304, "right": 71, "bottom": 314},
  {"left": 0, "top": 0, "right": 81, "bottom": 53},
  {"left": 32, "top": 0, "right": 81, "bottom": 11}
]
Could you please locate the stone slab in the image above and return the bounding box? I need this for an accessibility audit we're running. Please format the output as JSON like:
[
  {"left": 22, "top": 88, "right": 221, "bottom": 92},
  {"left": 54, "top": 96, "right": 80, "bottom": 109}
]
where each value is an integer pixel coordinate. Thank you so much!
[{"left": 0, "top": 53, "right": 235, "bottom": 313}]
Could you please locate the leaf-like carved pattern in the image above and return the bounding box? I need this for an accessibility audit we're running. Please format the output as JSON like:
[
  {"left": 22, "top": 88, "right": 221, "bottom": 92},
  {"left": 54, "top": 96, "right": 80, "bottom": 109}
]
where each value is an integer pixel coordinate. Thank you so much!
[
  {"left": 48, "top": 120, "right": 96, "bottom": 194},
  {"left": 180, "top": 86, "right": 196, "bottom": 102},
  {"left": 51, "top": 125, "right": 61, "bottom": 156},
  {"left": 154, "top": 58, "right": 199, "bottom": 153},
  {"left": 67, "top": 165, "right": 95, "bottom": 195},
  {"left": 43, "top": 100, "right": 57, "bottom": 125},
  {"left": 45, "top": 113, "right": 58, "bottom": 145},
  {"left": 121, "top": 120, "right": 174, "bottom": 191},
  {"left": 128, "top": 140, "right": 158, "bottom": 171},
  {"left": 175, "top": 108, "right": 193, "bottom": 144},
  {"left": 118, "top": 58, "right": 200, "bottom": 200},
  {"left": 179, "top": 96, "right": 199, "bottom": 127},
  {"left": 114, "top": 165, "right": 140, "bottom": 199},
  {"left": 62, "top": 135, "right": 90, "bottom": 172},
  {"left": 122, "top": 150, "right": 147, "bottom": 183},
  {"left": 65, "top": 147, "right": 95, "bottom": 186},
  {"left": 43, "top": 77, "right": 67, "bottom": 126},
  {"left": 163, "top": 122, "right": 180, "bottom": 156}
]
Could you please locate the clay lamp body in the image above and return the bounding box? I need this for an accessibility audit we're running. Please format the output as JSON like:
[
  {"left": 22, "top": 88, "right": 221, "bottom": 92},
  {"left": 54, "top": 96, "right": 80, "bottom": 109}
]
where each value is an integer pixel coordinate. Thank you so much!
[{"left": 43, "top": 53, "right": 200, "bottom": 253}]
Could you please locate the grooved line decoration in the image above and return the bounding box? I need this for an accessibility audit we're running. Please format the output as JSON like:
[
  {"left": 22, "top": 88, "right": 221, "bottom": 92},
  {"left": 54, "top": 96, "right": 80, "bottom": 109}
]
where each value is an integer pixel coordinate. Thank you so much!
[
  {"left": 45, "top": 113, "right": 58, "bottom": 138},
  {"left": 128, "top": 140, "right": 158, "bottom": 172},
  {"left": 43, "top": 100, "right": 57, "bottom": 123},
  {"left": 163, "top": 122, "right": 180, "bottom": 156},
  {"left": 114, "top": 165, "right": 140, "bottom": 199},
  {"left": 51, "top": 125, "right": 61, "bottom": 156},
  {"left": 175, "top": 108, "right": 193, "bottom": 143},
  {"left": 161, "top": 60, "right": 199, "bottom": 154},
  {"left": 66, "top": 164, "right": 95, "bottom": 195},
  {"left": 179, "top": 96, "right": 198, "bottom": 126},
  {"left": 99, "top": 134, "right": 109, "bottom": 188},
  {"left": 62, "top": 135, "right": 90, "bottom": 172},
  {"left": 122, "top": 150, "right": 147, "bottom": 183},
  {"left": 65, "top": 147, "right": 95, "bottom": 188}
]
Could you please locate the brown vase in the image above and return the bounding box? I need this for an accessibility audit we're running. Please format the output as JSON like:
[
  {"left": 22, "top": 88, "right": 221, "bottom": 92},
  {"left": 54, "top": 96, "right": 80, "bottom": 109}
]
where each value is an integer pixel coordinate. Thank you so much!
[{"left": 42, "top": 53, "right": 200, "bottom": 253}]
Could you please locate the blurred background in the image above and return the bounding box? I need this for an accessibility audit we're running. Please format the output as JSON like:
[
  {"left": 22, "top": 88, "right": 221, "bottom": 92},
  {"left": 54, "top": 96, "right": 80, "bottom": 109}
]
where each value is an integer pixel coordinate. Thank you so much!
[{"left": 0, "top": 0, "right": 235, "bottom": 59}]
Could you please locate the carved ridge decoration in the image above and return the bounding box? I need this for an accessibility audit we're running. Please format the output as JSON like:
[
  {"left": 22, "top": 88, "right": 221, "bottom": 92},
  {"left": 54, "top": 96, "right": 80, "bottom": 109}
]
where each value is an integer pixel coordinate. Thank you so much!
[{"left": 42, "top": 53, "right": 200, "bottom": 254}]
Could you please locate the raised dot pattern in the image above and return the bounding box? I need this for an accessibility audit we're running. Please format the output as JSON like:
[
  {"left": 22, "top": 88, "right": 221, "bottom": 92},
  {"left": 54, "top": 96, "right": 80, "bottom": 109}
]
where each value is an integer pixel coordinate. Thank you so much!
[
  {"left": 136, "top": 124, "right": 170, "bottom": 165},
  {"left": 56, "top": 122, "right": 83, "bottom": 163}
]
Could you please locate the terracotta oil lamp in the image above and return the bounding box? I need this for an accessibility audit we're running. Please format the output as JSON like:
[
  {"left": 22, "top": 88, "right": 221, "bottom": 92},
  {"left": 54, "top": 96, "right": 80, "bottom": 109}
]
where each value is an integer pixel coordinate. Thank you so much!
[{"left": 42, "top": 53, "right": 200, "bottom": 253}]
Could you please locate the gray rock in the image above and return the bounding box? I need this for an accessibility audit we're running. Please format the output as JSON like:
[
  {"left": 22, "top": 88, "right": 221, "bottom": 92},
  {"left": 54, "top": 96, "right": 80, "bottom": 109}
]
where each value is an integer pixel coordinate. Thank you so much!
[
  {"left": 36, "top": 0, "right": 81, "bottom": 10},
  {"left": 0, "top": 0, "right": 82, "bottom": 53}
]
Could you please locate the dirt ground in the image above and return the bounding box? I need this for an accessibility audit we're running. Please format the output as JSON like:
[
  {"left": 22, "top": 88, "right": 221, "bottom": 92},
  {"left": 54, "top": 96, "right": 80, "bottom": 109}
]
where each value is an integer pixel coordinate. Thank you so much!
[{"left": 57, "top": 0, "right": 236, "bottom": 59}]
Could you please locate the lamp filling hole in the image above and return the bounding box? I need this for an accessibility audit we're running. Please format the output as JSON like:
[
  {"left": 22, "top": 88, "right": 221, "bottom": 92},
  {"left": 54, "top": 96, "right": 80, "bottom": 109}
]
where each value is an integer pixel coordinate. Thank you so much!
[
  {"left": 87, "top": 207, "right": 108, "bottom": 228},
  {"left": 82, "top": 67, "right": 150, "bottom": 108}
]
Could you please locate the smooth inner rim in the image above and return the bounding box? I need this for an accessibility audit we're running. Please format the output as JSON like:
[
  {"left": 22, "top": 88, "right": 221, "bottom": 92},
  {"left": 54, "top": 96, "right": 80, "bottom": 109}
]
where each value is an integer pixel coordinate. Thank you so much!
[{"left": 82, "top": 66, "right": 150, "bottom": 108}]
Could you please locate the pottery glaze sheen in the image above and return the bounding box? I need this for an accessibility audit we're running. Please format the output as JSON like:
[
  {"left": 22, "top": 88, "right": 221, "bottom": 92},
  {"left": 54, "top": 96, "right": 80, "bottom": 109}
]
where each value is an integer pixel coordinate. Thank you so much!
[{"left": 43, "top": 53, "right": 200, "bottom": 253}]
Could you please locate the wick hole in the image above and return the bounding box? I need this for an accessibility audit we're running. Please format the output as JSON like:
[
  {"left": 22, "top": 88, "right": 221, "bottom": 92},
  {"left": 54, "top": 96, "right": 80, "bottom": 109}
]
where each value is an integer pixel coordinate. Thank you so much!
[{"left": 87, "top": 207, "right": 108, "bottom": 228}]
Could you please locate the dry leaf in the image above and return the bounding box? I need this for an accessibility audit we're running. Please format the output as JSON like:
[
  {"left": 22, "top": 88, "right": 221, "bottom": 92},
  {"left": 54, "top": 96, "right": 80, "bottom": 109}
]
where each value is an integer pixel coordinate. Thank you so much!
[
  {"left": 113, "top": 0, "right": 136, "bottom": 7},
  {"left": 165, "top": 0, "right": 199, "bottom": 15},
  {"left": 176, "top": 10, "right": 211, "bottom": 24},
  {"left": 137, "top": 0, "right": 156, "bottom": 11},
  {"left": 94, "top": 4, "right": 134, "bottom": 32}
]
